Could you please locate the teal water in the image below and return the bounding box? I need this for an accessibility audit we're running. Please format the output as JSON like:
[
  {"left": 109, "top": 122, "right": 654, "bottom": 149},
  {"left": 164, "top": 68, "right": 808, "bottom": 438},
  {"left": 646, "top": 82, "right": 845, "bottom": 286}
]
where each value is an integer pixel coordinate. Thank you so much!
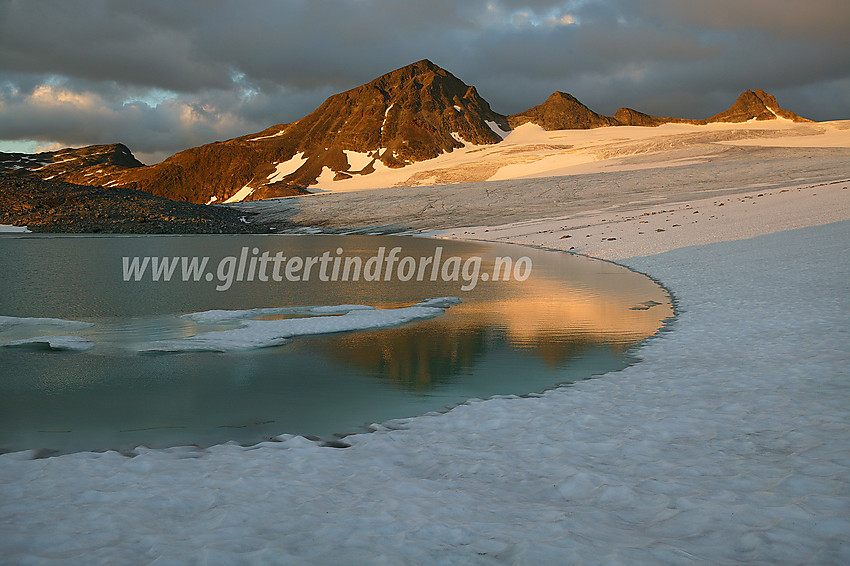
[{"left": 0, "top": 235, "right": 672, "bottom": 454}]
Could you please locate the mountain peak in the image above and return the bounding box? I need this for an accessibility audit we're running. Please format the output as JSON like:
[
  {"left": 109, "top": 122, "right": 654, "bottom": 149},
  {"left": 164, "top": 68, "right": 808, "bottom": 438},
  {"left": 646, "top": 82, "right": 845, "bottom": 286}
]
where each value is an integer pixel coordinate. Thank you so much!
[
  {"left": 289, "top": 59, "right": 509, "bottom": 169},
  {"left": 406, "top": 58, "right": 441, "bottom": 71},
  {"left": 613, "top": 107, "right": 668, "bottom": 127},
  {"left": 367, "top": 59, "right": 451, "bottom": 87},
  {"left": 509, "top": 91, "right": 617, "bottom": 130},
  {"left": 708, "top": 89, "right": 811, "bottom": 123},
  {"left": 548, "top": 91, "right": 582, "bottom": 104},
  {"left": 515, "top": 88, "right": 812, "bottom": 130}
]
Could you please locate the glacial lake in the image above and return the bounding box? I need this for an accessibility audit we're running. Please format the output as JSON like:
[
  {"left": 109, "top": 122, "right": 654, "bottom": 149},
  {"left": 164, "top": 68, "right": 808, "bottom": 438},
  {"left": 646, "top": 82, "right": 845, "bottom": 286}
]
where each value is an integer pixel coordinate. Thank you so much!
[{"left": 0, "top": 234, "right": 672, "bottom": 455}]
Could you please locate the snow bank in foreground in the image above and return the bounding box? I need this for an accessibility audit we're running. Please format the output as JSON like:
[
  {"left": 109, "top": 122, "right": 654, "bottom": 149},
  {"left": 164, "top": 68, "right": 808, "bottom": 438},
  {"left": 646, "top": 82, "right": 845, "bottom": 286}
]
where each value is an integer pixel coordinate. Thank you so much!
[{"left": 1, "top": 223, "right": 848, "bottom": 564}]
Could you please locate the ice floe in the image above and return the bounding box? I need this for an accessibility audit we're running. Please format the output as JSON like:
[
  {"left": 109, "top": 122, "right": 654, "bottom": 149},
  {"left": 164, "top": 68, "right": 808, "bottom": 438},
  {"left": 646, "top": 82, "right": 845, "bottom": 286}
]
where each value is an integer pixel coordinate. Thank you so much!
[
  {"left": 142, "top": 301, "right": 456, "bottom": 352},
  {"left": 3, "top": 335, "right": 95, "bottom": 351},
  {"left": 181, "top": 304, "right": 376, "bottom": 324},
  {"left": 0, "top": 316, "right": 95, "bottom": 351},
  {"left": 0, "top": 302, "right": 458, "bottom": 355},
  {"left": 0, "top": 224, "right": 31, "bottom": 233},
  {"left": 0, "top": 315, "right": 93, "bottom": 331},
  {"left": 413, "top": 296, "right": 463, "bottom": 308}
]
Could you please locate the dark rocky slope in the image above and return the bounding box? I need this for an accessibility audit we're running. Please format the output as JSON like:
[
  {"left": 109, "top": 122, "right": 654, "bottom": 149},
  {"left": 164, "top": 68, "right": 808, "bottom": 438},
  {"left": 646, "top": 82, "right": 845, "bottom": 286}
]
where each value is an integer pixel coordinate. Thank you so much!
[{"left": 0, "top": 174, "right": 267, "bottom": 233}]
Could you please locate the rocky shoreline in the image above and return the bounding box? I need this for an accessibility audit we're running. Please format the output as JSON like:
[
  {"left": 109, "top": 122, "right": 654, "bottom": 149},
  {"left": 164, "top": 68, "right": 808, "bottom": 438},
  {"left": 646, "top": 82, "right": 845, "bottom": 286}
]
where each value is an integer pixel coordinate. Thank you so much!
[{"left": 0, "top": 174, "right": 271, "bottom": 234}]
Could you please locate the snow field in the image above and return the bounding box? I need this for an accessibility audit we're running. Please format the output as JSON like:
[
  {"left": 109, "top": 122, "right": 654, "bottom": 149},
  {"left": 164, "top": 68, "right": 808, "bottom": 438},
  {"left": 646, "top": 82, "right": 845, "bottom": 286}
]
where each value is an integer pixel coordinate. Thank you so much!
[{"left": 1, "top": 221, "right": 847, "bottom": 564}]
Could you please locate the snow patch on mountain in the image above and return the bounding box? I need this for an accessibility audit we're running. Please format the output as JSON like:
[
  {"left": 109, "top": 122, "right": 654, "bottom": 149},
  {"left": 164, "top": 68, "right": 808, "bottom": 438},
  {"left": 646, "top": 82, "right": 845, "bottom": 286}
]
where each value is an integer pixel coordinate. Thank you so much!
[
  {"left": 267, "top": 152, "right": 307, "bottom": 183},
  {"left": 223, "top": 184, "right": 255, "bottom": 203},
  {"left": 486, "top": 120, "right": 511, "bottom": 139},
  {"left": 248, "top": 128, "right": 287, "bottom": 142},
  {"left": 315, "top": 166, "right": 338, "bottom": 186},
  {"left": 343, "top": 150, "right": 374, "bottom": 171},
  {"left": 381, "top": 104, "right": 395, "bottom": 136},
  {"left": 450, "top": 132, "right": 468, "bottom": 146}
]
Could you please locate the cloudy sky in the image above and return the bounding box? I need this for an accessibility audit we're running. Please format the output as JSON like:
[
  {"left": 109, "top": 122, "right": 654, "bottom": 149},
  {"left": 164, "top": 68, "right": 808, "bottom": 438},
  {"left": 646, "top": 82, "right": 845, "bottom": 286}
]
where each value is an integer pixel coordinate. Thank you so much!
[{"left": 1, "top": 0, "right": 848, "bottom": 164}]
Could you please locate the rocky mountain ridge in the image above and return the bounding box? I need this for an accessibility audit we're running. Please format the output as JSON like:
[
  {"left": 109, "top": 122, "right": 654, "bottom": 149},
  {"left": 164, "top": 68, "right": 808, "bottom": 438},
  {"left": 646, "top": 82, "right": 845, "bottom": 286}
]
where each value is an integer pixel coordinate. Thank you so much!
[
  {"left": 0, "top": 144, "right": 143, "bottom": 183},
  {"left": 508, "top": 88, "right": 810, "bottom": 130},
  {"left": 2, "top": 61, "right": 812, "bottom": 204}
]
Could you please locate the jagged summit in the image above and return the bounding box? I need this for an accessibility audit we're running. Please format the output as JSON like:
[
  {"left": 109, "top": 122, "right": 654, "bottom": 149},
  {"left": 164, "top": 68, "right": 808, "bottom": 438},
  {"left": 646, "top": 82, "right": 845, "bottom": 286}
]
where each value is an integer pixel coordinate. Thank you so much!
[
  {"left": 509, "top": 92, "right": 617, "bottom": 130},
  {"left": 274, "top": 58, "right": 511, "bottom": 175},
  {"left": 707, "top": 89, "right": 811, "bottom": 123}
]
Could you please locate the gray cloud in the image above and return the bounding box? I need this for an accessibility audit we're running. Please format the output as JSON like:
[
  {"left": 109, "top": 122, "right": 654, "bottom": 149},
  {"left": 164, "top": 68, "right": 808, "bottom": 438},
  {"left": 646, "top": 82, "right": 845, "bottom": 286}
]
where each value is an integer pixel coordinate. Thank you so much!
[{"left": 1, "top": 0, "right": 848, "bottom": 163}]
